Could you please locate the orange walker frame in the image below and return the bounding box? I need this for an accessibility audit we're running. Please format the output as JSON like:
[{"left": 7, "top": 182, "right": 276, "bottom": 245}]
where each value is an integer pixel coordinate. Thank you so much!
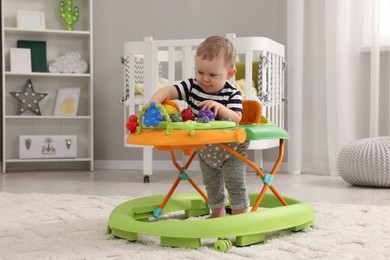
[{"left": 152, "top": 138, "right": 287, "bottom": 218}]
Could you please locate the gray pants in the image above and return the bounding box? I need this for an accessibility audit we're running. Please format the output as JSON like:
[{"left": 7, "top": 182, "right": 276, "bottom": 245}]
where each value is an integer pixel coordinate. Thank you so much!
[{"left": 198, "top": 142, "right": 250, "bottom": 210}]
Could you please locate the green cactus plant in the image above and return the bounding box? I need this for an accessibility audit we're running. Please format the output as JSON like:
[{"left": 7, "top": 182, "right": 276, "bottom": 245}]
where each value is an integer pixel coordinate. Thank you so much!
[{"left": 59, "top": 0, "right": 80, "bottom": 31}]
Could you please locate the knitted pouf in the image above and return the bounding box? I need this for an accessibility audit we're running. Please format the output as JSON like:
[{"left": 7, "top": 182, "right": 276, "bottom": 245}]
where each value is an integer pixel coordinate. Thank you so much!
[{"left": 337, "top": 136, "right": 390, "bottom": 187}]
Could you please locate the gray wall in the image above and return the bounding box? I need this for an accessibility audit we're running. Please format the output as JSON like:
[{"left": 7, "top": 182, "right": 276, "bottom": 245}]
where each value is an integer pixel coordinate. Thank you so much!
[{"left": 93, "top": 0, "right": 287, "bottom": 163}]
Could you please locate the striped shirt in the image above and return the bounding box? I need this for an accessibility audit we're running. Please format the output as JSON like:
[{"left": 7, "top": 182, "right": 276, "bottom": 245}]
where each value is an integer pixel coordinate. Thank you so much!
[{"left": 174, "top": 78, "right": 242, "bottom": 117}]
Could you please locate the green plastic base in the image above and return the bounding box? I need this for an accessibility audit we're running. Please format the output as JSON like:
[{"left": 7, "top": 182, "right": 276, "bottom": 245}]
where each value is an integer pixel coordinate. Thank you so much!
[
  {"left": 106, "top": 193, "right": 315, "bottom": 250},
  {"left": 161, "top": 236, "right": 201, "bottom": 249},
  {"left": 236, "top": 233, "right": 266, "bottom": 247}
]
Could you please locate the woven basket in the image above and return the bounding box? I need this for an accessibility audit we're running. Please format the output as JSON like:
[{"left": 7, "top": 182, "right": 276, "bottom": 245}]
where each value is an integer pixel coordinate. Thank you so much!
[{"left": 337, "top": 136, "right": 390, "bottom": 187}]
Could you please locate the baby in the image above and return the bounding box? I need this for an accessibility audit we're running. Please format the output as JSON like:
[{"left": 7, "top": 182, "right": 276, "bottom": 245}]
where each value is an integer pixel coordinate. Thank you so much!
[{"left": 148, "top": 35, "right": 249, "bottom": 218}]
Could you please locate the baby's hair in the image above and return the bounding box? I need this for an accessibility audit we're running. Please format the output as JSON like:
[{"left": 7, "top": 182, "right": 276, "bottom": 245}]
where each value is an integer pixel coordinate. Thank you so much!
[{"left": 196, "top": 35, "right": 236, "bottom": 68}]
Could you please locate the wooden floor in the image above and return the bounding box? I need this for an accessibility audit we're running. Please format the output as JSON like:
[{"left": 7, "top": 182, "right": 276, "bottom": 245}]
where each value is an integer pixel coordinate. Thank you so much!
[{"left": 1, "top": 169, "right": 389, "bottom": 206}]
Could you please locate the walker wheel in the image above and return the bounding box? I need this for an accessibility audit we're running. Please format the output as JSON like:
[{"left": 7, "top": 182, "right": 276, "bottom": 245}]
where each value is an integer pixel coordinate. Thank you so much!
[
  {"left": 226, "top": 239, "right": 233, "bottom": 248},
  {"left": 214, "top": 239, "right": 231, "bottom": 252},
  {"left": 143, "top": 175, "right": 150, "bottom": 183}
]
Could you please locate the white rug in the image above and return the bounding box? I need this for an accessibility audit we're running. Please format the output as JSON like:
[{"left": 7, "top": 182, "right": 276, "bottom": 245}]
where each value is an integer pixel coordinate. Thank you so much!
[{"left": 0, "top": 192, "right": 389, "bottom": 260}]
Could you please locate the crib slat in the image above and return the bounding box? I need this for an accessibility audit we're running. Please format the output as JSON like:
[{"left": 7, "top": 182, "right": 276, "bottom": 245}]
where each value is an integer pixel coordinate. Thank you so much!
[
  {"left": 244, "top": 51, "right": 253, "bottom": 99},
  {"left": 168, "top": 46, "right": 175, "bottom": 83},
  {"left": 182, "top": 46, "right": 194, "bottom": 79}
]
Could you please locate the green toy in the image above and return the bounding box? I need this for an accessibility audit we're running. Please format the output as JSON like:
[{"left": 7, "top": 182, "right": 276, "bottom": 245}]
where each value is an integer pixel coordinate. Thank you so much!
[
  {"left": 59, "top": 0, "right": 80, "bottom": 31},
  {"left": 106, "top": 193, "right": 315, "bottom": 252}
]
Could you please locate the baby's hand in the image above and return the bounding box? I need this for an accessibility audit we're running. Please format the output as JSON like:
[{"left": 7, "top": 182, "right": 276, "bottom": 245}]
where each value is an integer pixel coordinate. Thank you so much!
[
  {"left": 197, "top": 100, "right": 241, "bottom": 124},
  {"left": 197, "top": 100, "right": 221, "bottom": 116}
]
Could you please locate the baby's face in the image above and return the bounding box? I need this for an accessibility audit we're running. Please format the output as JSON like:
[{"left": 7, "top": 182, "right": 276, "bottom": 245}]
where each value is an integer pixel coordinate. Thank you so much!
[{"left": 195, "top": 55, "right": 232, "bottom": 94}]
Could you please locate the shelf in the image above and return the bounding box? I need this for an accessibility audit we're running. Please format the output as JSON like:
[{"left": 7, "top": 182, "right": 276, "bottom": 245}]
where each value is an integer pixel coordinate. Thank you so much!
[
  {"left": 2, "top": 0, "right": 94, "bottom": 172},
  {"left": 5, "top": 72, "right": 91, "bottom": 78},
  {"left": 5, "top": 158, "right": 93, "bottom": 163},
  {"left": 4, "top": 27, "right": 91, "bottom": 37},
  {"left": 5, "top": 116, "right": 92, "bottom": 120}
]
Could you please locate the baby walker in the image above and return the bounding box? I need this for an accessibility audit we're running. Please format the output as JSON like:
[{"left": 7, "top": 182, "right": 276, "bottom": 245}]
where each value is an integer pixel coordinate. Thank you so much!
[{"left": 106, "top": 100, "right": 315, "bottom": 252}]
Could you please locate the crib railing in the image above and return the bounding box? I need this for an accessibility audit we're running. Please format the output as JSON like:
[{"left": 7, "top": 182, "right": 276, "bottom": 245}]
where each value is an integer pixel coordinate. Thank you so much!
[{"left": 227, "top": 33, "right": 286, "bottom": 129}]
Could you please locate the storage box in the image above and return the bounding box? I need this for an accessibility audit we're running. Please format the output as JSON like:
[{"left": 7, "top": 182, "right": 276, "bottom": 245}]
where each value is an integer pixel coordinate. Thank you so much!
[{"left": 19, "top": 135, "right": 77, "bottom": 159}]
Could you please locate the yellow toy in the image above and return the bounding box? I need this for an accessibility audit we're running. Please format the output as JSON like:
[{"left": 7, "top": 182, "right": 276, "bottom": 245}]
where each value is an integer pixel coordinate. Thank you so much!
[{"left": 162, "top": 98, "right": 179, "bottom": 115}]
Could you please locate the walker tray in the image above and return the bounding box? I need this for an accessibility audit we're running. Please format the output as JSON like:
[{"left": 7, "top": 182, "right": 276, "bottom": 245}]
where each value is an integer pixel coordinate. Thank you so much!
[{"left": 127, "top": 117, "right": 289, "bottom": 148}]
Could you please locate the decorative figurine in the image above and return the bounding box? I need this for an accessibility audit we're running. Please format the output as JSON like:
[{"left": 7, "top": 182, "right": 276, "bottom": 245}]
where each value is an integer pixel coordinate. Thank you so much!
[
  {"left": 59, "top": 0, "right": 80, "bottom": 31},
  {"left": 9, "top": 79, "right": 48, "bottom": 115}
]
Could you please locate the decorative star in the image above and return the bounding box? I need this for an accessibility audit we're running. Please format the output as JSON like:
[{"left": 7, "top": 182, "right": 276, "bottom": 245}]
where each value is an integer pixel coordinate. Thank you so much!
[{"left": 9, "top": 79, "right": 48, "bottom": 115}]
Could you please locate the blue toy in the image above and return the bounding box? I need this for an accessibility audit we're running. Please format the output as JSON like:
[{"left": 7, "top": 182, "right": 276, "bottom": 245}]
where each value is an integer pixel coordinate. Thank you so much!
[{"left": 143, "top": 102, "right": 163, "bottom": 127}]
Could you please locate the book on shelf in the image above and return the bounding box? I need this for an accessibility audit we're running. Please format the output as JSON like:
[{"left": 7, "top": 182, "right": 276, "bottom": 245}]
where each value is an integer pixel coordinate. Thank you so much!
[{"left": 17, "top": 40, "right": 47, "bottom": 72}]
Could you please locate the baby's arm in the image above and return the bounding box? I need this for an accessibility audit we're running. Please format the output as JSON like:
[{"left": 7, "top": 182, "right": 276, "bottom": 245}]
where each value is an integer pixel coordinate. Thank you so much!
[
  {"left": 147, "top": 86, "right": 179, "bottom": 104},
  {"left": 198, "top": 100, "right": 242, "bottom": 124}
]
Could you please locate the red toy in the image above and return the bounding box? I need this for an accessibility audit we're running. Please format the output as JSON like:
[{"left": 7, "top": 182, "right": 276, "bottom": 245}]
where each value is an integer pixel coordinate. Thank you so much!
[
  {"left": 181, "top": 108, "right": 195, "bottom": 122},
  {"left": 126, "top": 114, "right": 139, "bottom": 133}
]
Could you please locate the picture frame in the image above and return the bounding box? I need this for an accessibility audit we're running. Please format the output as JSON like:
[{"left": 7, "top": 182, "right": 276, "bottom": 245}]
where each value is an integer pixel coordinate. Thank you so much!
[
  {"left": 54, "top": 88, "right": 81, "bottom": 116},
  {"left": 10, "top": 48, "right": 32, "bottom": 73},
  {"left": 17, "top": 10, "right": 46, "bottom": 30}
]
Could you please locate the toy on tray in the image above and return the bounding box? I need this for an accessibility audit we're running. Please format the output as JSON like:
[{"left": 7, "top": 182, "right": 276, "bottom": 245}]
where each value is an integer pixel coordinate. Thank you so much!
[
  {"left": 111, "top": 100, "right": 315, "bottom": 253},
  {"left": 125, "top": 115, "right": 139, "bottom": 133},
  {"left": 126, "top": 100, "right": 235, "bottom": 137}
]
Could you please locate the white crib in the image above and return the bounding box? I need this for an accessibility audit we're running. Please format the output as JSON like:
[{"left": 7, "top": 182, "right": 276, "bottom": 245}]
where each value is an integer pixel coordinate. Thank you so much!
[{"left": 121, "top": 33, "right": 286, "bottom": 179}]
